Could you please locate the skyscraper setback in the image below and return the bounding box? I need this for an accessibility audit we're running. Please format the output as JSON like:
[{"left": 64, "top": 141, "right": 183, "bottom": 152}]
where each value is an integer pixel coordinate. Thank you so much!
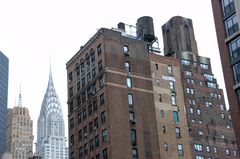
[
  {"left": 0, "top": 51, "right": 9, "bottom": 157},
  {"left": 66, "top": 16, "right": 239, "bottom": 159},
  {"left": 36, "top": 69, "right": 68, "bottom": 159},
  {"left": 212, "top": 0, "right": 240, "bottom": 151}
]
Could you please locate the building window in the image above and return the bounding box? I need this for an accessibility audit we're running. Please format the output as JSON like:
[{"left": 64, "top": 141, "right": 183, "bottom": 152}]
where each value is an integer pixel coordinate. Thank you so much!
[
  {"left": 127, "top": 77, "right": 132, "bottom": 88},
  {"left": 159, "top": 94, "right": 162, "bottom": 102},
  {"left": 80, "top": 62, "right": 85, "bottom": 72},
  {"left": 87, "top": 72, "right": 91, "bottom": 82},
  {"left": 128, "top": 94, "right": 133, "bottom": 106},
  {"left": 214, "top": 147, "right": 218, "bottom": 153},
  {"left": 171, "top": 95, "right": 177, "bottom": 106},
  {"left": 92, "top": 67, "right": 96, "bottom": 78},
  {"left": 205, "top": 101, "right": 212, "bottom": 107},
  {"left": 160, "top": 110, "right": 164, "bottom": 118},
  {"left": 168, "top": 65, "right": 173, "bottom": 75},
  {"left": 157, "top": 79, "right": 160, "bottom": 86},
  {"left": 233, "top": 150, "right": 237, "bottom": 157},
  {"left": 84, "top": 143, "right": 88, "bottom": 155},
  {"left": 97, "top": 44, "right": 102, "bottom": 56},
  {"left": 103, "top": 148, "right": 108, "bottom": 159},
  {"left": 164, "top": 143, "right": 168, "bottom": 151},
  {"left": 225, "top": 15, "right": 239, "bottom": 37},
  {"left": 102, "top": 129, "right": 107, "bottom": 142},
  {"left": 95, "top": 135, "right": 99, "bottom": 147},
  {"left": 129, "top": 111, "right": 135, "bottom": 123},
  {"left": 131, "top": 129, "right": 137, "bottom": 145},
  {"left": 83, "top": 126, "right": 87, "bottom": 137},
  {"left": 194, "top": 144, "right": 203, "bottom": 152},
  {"left": 169, "top": 81, "right": 175, "bottom": 91},
  {"left": 78, "top": 112, "right": 82, "bottom": 123},
  {"left": 132, "top": 148, "right": 138, "bottom": 158},
  {"left": 101, "top": 111, "right": 106, "bottom": 124},
  {"left": 197, "top": 109, "right": 201, "bottom": 115},
  {"left": 229, "top": 37, "right": 240, "bottom": 60},
  {"left": 81, "top": 92, "right": 86, "bottom": 103},
  {"left": 69, "top": 72, "right": 73, "bottom": 81},
  {"left": 69, "top": 87, "right": 73, "bottom": 98},
  {"left": 77, "top": 81, "right": 81, "bottom": 92},
  {"left": 69, "top": 102, "right": 74, "bottom": 113},
  {"left": 177, "top": 144, "right": 183, "bottom": 156},
  {"left": 86, "top": 56, "right": 90, "bottom": 66},
  {"left": 123, "top": 45, "right": 129, "bottom": 54},
  {"left": 89, "top": 121, "right": 93, "bottom": 133},
  {"left": 90, "top": 51, "right": 95, "bottom": 63},
  {"left": 204, "top": 74, "right": 214, "bottom": 81},
  {"left": 221, "top": 0, "right": 235, "bottom": 16},
  {"left": 83, "top": 108, "right": 87, "bottom": 120},
  {"left": 207, "top": 82, "right": 217, "bottom": 88},
  {"left": 162, "top": 126, "right": 166, "bottom": 133},
  {"left": 173, "top": 111, "right": 179, "bottom": 124},
  {"left": 94, "top": 117, "right": 98, "bottom": 129},
  {"left": 88, "top": 104, "right": 93, "bottom": 116},
  {"left": 200, "top": 63, "right": 208, "bottom": 69},
  {"left": 93, "top": 100, "right": 98, "bottom": 112},
  {"left": 198, "top": 131, "right": 203, "bottom": 135},
  {"left": 190, "top": 108, "right": 193, "bottom": 114},
  {"left": 155, "top": 63, "right": 158, "bottom": 70},
  {"left": 70, "top": 118, "right": 74, "bottom": 129},
  {"left": 176, "top": 127, "right": 181, "bottom": 138},
  {"left": 182, "top": 59, "right": 190, "bottom": 65},
  {"left": 125, "top": 61, "right": 131, "bottom": 72},
  {"left": 81, "top": 77, "right": 85, "bottom": 87},
  {"left": 221, "top": 113, "right": 225, "bottom": 119},
  {"left": 78, "top": 129, "right": 83, "bottom": 141},
  {"left": 100, "top": 93, "right": 105, "bottom": 105},
  {"left": 76, "top": 66, "right": 80, "bottom": 77},
  {"left": 89, "top": 139, "right": 94, "bottom": 151},
  {"left": 185, "top": 71, "right": 192, "bottom": 76},
  {"left": 79, "top": 146, "right": 83, "bottom": 159},
  {"left": 196, "top": 156, "right": 204, "bottom": 159},
  {"left": 98, "top": 60, "right": 103, "bottom": 72},
  {"left": 99, "top": 76, "right": 104, "bottom": 88},
  {"left": 184, "top": 25, "right": 192, "bottom": 51},
  {"left": 96, "top": 154, "right": 100, "bottom": 159},
  {"left": 70, "top": 135, "right": 74, "bottom": 146},
  {"left": 70, "top": 152, "right": 74, "bottom": 159},
  {"left": 206, "top": 146, "right": 211, "bottom": 152}
]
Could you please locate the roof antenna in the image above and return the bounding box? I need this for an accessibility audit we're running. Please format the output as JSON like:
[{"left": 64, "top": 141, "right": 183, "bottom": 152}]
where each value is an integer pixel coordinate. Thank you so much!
[{"left": 18, "top": 85, "right": 22, "bottom": 107}]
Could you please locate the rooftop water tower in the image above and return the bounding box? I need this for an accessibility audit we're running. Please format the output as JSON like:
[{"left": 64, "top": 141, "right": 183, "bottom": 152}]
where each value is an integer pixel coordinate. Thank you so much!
[{"left": 136, "top": 16, "right": 155, "bottom": 43}]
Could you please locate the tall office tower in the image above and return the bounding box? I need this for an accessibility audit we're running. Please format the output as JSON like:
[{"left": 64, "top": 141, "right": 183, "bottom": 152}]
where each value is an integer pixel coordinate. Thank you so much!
[
  {"left": 6, "top": 90, "right": 33, "bottom": 159},
  {"left": 162, "top": 16, "right": 239, "bottom": 159},
  {"left": 0, "top": 51, "right": 9, "bottom": 157},
  {"left": 66, "top": 17, "right": 161, "bottom": 159},
  {"left": 150, "top": 53, "right": 192, "bottom": 159},
  {"left": 212, "top": 0, "right": 240, "bottom": 151},
  {"left": 36, "top": 70, "right": 68, "bottom": 159}
]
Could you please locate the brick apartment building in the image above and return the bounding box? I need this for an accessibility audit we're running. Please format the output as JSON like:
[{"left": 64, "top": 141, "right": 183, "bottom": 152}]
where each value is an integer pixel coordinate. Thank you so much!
[
  {"left": 162, "top": 16, "right": 239, "bottom": 159},
  {"left": 212, "top": 0, "right": 240, "bottom": 151},
  {"left": 66, "top": 16, "right": 239, "bottom": 159}
]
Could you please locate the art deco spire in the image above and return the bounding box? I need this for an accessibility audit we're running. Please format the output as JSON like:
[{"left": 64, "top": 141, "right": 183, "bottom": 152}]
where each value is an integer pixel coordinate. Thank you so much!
[{"left": 18, "top": 85, "right": 22, "bottom": 107}]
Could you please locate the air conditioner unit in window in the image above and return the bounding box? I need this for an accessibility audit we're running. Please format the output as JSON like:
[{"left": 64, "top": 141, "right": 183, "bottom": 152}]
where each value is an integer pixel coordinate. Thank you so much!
[{"left": 84, "top": 133, "right": 87, "bottom": 138}]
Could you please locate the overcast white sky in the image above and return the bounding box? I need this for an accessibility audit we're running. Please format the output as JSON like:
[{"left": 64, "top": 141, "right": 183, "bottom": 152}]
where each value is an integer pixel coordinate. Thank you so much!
[{"left": 0, "top": 0, "right": 226, "bottom": 151}]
